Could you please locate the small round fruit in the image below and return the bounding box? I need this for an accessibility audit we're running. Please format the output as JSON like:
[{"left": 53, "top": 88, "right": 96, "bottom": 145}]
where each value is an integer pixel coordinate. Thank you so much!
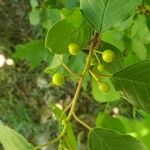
[
  {"left": 102, "top": 50, "right": 115, "bottom": 63},
  {"left": 52, "top": 73, "right": 64, "bottom": 86},
  {"left": 68, "top": 43, "right": 80, "bottom": 55},
  {"left": 98, "top": 82, "right": 110, "bottom": 93},
  {"left": 97, "top": 64, "right": 105, "bottom": 72}
]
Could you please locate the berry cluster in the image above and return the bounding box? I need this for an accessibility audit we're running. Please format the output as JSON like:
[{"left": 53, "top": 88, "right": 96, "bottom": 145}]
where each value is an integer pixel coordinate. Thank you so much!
[
  {"left": 52, "top": 42, "right": 80, "bottom": 86},
  {"left": 51, "top": 42, "right": 115, "bottom": 94},
  {"left": 91, "top": 49, "right": 115, "bottom": 93}
]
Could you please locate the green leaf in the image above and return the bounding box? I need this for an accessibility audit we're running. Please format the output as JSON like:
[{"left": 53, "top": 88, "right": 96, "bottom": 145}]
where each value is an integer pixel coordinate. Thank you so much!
[
  {"left": 40, "top": 8, "right": 62, "bottom": 30},
  {"left": 111, "top": 60, "right": 150, "bottom": 113},
  {"left": 29, "top": 9, "right": 41, "bottom": 26},
  {"left": 66, "top": 52, "right": 86, "bottom": 74},
  {"left": 45, "top": 9, "right": 92, "bottom": 54},
  {"left": 80, "top": 0, "right": 141, "bottom": 32},
  {"left": 102, "top": 29, "right": 125, "bottom": 50},
  {"left": 124, "top": 52, "right": 140, "bottom": 67},
  {"left": 88, "top": 128, "right": 147, "bottom": 150},
  {"left": 96, "top": 113, "right": 126, "bottom": 134},
  {"left": 45, "top": 54, "right": 63, "bottom": 74},
  {"left": 131, "top": 15, "right": 150, "bottom": 44},
  {"left": 0, "top": 124, "right": 33, "bottom": 150},
  {"left": 131, "top": 40, "right": 147, "bottom": 60},
  {"left": 14, "top": 40, "right": 53, "bottom": 68},
  {"left": 92, "top": 78, "right": 120, "bottom": 102}
]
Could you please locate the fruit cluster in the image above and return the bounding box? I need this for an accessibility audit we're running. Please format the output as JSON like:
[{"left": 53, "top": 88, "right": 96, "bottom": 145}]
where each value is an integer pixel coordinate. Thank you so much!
[
  {"left": 51, "top": 42, "right": 115, "bottom": 93},
  {"left": 51, "top": 42, "right": 81, "bottom": 86},
  {"left": 92, "top": 49, "right": 115, "bottom": 93}
]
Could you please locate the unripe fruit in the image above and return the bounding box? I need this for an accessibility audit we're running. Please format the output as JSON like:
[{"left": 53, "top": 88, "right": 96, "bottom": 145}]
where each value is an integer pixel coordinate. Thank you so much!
[
  {"left": 97, "top": 64, "right": 105, "bottom": 72},
  {"left": 102, "top": 50, "right": 115, "bottom": 63},
  {"left": 68, "top": 43, "right": 80, "bottom": 55},
  {"left": 52, "top": 73, "right": 64, "bottom": 86},
  {"left": 98, "top": 82, "right": 110, "bottom": 93}
]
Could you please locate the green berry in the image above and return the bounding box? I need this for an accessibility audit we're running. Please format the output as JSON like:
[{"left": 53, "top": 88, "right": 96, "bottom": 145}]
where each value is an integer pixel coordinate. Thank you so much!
[
  {"left": 52, "top": 73, "right": 64, "bottom": 86},
  {"left": 68, "top": 43, "right": 80, "bottom": 55},
  {"left": 102, "top": 50, "right": 115, "bottom": 63},
  {"left": 98, "top": 82, "right": 110, "bottom": 93},
  {"left": 97, "top": 64, "right": 105, "bottom": 72}
]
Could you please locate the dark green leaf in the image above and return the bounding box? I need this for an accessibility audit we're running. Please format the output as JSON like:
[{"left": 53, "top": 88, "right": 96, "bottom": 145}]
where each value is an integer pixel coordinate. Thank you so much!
[
  {"left": 45, "top": 9, "right": 92, "bottom": 54},
  {"left": 111, "top": 60, "right": 150, "bottom": 113},
  {"left": 88, "top": 128, "right": 147, "bottom": 150},
  {"left": 80, "top": 0, "right": 141, "bottom": 32}
]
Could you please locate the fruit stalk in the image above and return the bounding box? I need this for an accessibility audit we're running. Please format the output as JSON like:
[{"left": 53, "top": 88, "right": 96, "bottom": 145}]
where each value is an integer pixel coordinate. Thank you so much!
[{"left": 67, "top": 32, "right": 99, "bottom": 119}]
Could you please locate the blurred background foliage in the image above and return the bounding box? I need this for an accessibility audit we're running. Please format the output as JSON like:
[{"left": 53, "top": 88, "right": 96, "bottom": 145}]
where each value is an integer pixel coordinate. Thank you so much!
[{"left": 0, "top": 0, "right": 150, "bottom": 149}]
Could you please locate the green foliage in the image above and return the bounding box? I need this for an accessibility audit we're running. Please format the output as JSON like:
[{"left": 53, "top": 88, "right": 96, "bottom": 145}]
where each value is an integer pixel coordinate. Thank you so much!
[
  {"left": 92, "top": 78, "right": 120, "bottom": 102},
  {"left": 96, "top": 113, "right": 126, "bottom": 134},
  {"left": 97, "top": 42, "right": 124, "bottom": 74},
  {"left": 45, "top": 9, "right": 92, "bottom": 54},
  {"left": 88, "top": 128, "right": 147, "bottom": 150},
  {"left": 0, "top": 124, "right": 33, "bottom": 150},
  {"left": 14, "top": 40, "right": 53, "bottom": 68},
  {"left": 112, "top": 60, "right": 150, "bottom": 113},
  {"left": 80, "top": 0, "right": 142, "bottom": 32}
]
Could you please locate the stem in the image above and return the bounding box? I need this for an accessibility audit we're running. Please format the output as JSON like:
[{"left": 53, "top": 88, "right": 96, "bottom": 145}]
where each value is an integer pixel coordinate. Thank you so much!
[
  {"left": 60, "top": 102, "right": 73, "bottom": 120},
  {"left": 58, "top": 57, "right": 79, "bottom": 77},
  {"left": 64, "top": 136, "right": 73, "bottom": 150},
  {"left": 94, "top": 50, "right": 103, "bottom": 54},
  {"left": 94, "top": 51, "right": 101, "bottom": 64},
  {"left": 89, "top": 70, "right": 112, "bottom": 78},
  {"left": 73, "top": 113, "right": 92, "bottom": 130},
  {"left": 34, "top": 32, "right": 99, "bottom": 149},
  {"left": 67, "top": 32, "right": 99, "bottom": 120},
  {"left": 88, "top": 70, "right": 99, "bottom": 82},
  {"left": 34, "top": 125, "right": 67, "bottom": 150}
]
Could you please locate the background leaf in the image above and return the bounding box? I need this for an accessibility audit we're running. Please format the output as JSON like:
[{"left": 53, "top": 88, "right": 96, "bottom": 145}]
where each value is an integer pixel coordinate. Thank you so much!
[
  {"left": 14, "top": 40, "right": 53, "bottom": 68},
  {"left": 0, "top": 124, "right": 33, "bottom": 150},
  {"left": 96, "top": 113, "right": 126, "bottom": 134}
]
